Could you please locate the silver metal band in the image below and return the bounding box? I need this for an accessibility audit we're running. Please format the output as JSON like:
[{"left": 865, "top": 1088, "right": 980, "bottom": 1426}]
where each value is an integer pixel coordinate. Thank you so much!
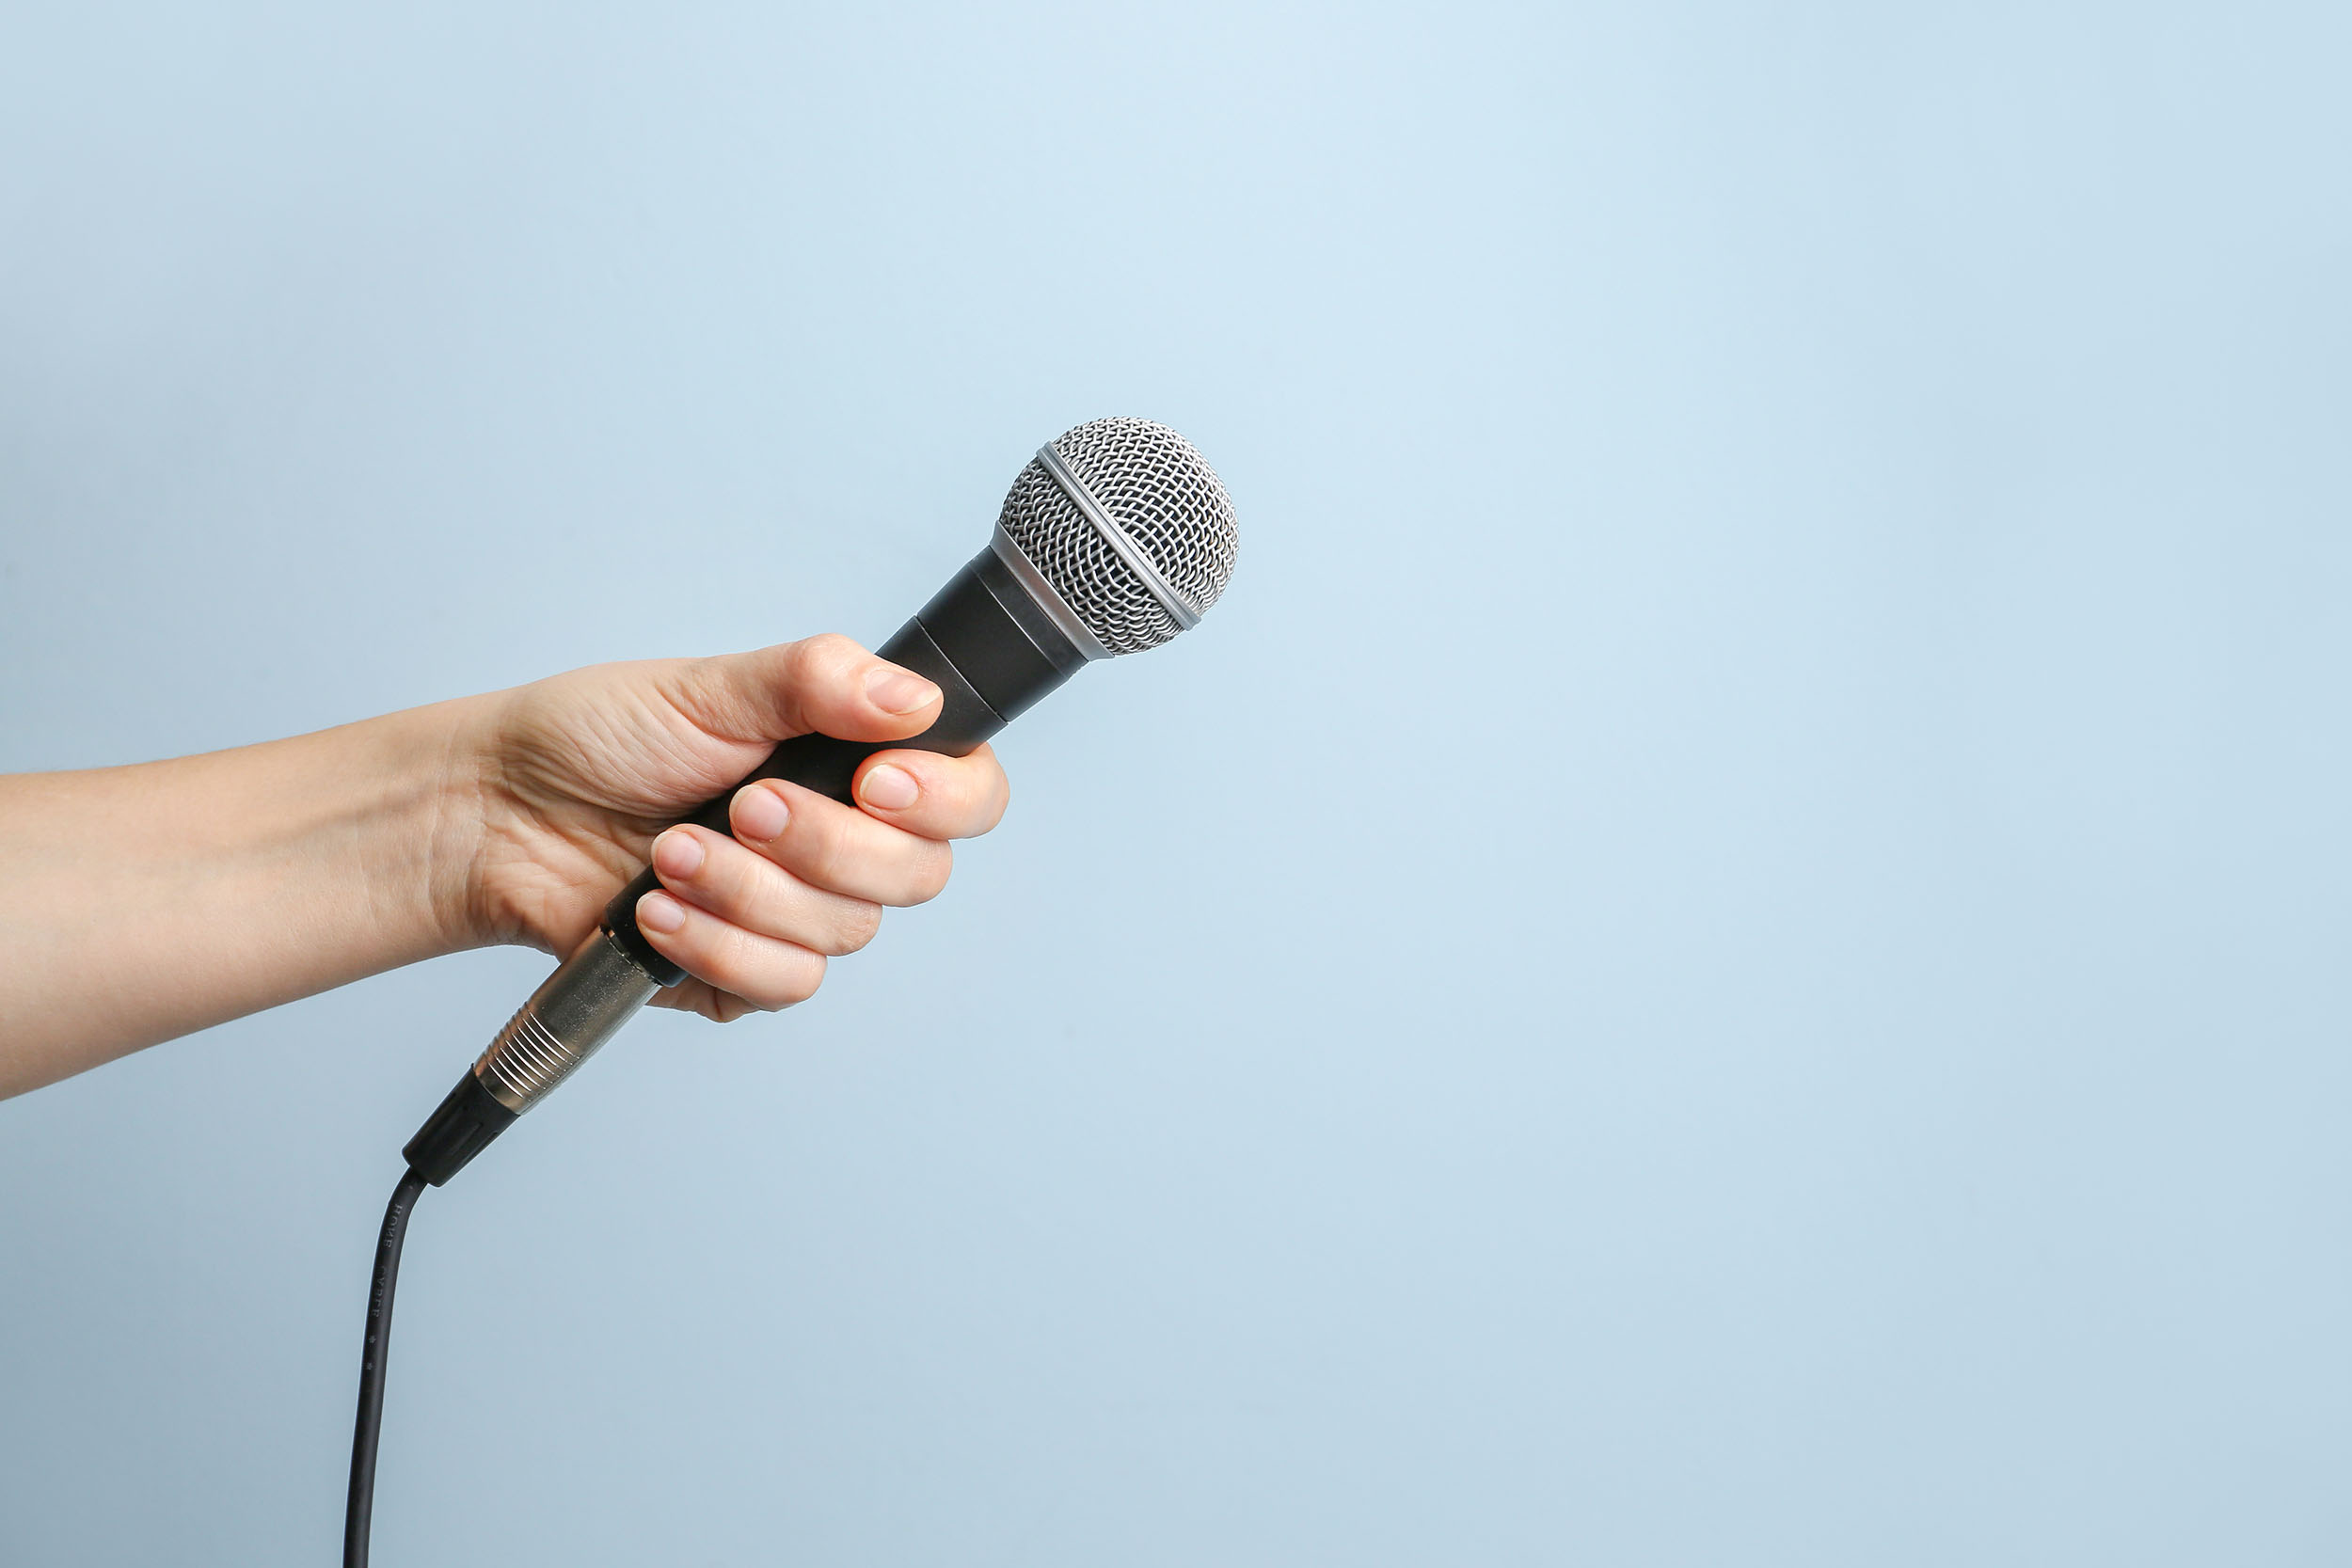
[
  {"left": 474, "top": 928, "right": 661, "bottom": 1114},
  {"left": 991, "top": 524, "right": 1111, "bottom": 661},
  {"left": 1035, "top": 441, "right": 1202, "bottom": 631}
]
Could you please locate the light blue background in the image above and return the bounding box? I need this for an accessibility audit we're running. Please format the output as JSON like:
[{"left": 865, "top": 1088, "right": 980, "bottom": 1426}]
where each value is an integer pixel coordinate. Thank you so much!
[{"left": 4, "top": 3, "right": 2348, "bottom": 1563}]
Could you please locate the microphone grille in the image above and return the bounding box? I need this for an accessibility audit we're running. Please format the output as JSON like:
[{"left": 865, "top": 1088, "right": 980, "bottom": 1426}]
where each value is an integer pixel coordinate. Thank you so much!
[{"left": 997, "top": 418, "right": 1239, "bottom": 656}]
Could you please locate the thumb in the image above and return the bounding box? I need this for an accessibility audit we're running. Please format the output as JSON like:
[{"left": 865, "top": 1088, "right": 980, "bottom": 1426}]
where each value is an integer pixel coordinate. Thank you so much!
[{"left": 666, "top": 632, "right": 943, "bottom": 745}]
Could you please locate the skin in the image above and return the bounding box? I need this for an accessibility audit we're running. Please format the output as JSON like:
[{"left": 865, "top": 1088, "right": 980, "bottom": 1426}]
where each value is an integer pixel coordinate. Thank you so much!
[{"left": 0, "top": 634, "right": 1009, "bottom": 1101}]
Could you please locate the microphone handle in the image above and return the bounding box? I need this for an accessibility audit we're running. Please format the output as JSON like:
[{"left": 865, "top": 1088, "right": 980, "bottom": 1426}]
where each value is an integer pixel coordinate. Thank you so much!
[
  {"left": 601, "top": 614, "right": 1007, "bottom": 987},
  {"left": 402, "top": 541, "right": 1087, "bottom": 1185}
]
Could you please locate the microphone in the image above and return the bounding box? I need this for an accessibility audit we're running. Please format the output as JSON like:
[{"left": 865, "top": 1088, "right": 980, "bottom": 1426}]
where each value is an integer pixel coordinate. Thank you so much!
[{"left": 399, "top": 418, "right": 1239, "bottom": 1185}]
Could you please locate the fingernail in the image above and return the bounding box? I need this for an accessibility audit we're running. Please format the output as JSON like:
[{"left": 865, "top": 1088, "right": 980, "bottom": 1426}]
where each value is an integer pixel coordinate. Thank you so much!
[
  {"left": 866, "top": 665, "right": 939, "bottom": 715},
  {"left": 733, "top": 785, "right": 789, "bottom": 842},
  {"left": 652, "top": 829, "right": 704, "bottom": 879},
  {"left": 638, "top": 891, "right": 688, "bottom": 934},
  {"left": 859, "top": 764, "right": 918, "bottom": 810}
]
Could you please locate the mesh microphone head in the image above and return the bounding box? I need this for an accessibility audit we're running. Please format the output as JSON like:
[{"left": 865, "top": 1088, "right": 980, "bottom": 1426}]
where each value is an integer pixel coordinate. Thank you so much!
[{"left": 996, "top": 418, "right": 1238, "bottom": 656}]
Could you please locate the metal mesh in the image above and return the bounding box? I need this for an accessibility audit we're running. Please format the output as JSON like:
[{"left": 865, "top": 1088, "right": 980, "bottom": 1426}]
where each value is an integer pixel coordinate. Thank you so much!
[{"left": 996, "top": 418, "right": 1239, "bottom": 655}]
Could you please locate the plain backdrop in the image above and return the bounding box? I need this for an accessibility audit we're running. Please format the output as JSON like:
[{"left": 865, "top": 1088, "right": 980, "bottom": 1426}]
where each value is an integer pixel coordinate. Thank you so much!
[{"left": 4, "top": 3, "right": 2348, "bottom": 1564}]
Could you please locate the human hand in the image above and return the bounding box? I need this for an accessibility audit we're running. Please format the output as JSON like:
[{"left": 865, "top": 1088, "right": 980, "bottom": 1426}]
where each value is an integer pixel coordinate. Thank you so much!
[{"left": 453, "top": 635, "right": 1009, "bottom": 1022}]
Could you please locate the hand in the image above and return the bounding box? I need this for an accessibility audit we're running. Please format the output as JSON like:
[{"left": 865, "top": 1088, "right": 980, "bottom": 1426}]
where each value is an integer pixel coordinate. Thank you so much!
[{"left": 459, "top": 634, "right": 1009, "bottom": 1022}]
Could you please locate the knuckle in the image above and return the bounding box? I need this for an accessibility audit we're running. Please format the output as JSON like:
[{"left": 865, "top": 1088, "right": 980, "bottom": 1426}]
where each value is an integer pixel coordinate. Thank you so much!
[
  {"left": 802, "top": 805, "right": 860, "bottom": 891},
  {"left": 795, "top": 632, "right": 864, "bottom": 687},
  {"left": 710, "top": 926, "right": 827, "bottom": 1011},
  {"left": 691, "top": 926, "right": 762, "bottom": 1001},
  {"left": 936, "top": 752, "right": 1008, "bottom": 835},
  {"left": 831, "top": 900, "right": 883, "bottom": 955},
  {"left": 775, "top": 636, "right": 824, "bottom": 689},
  {"left": 907, "top": 844, "right": 953, "bottom": 905},
  {"left": 714, "top": 835, "right": 763, "bottom": 908},
  {"left": 765, "top": 950, "right": 826, "bottom": 1007}
]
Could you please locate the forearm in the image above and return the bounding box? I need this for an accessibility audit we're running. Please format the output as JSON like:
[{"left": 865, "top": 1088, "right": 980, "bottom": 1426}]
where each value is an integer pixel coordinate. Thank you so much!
[{"left": 0, "top": 699, "right": 494, "bottom": 1098}]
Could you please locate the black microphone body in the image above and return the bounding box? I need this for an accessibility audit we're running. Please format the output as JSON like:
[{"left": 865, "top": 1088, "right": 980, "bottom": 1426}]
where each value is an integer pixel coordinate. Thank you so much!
[{"left": 402, "top": 540, "right": 1089, "bottom": 1185}]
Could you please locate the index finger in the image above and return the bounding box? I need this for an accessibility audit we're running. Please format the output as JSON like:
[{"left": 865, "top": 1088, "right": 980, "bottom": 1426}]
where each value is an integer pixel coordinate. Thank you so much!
[{"left": 850, "top": 742, "right": 1010, "bottom": 842}]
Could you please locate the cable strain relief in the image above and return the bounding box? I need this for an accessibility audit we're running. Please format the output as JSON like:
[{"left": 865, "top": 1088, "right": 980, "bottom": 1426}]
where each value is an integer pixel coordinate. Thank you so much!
[{"left": 401, "top": 1069, "right": 519, "bottom": 1187}]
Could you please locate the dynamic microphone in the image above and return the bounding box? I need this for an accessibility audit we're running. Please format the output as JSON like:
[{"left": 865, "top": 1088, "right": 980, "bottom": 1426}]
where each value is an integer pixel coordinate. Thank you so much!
[{"left": 398, "top": 418, "right": 1239, "bottom": 1185}]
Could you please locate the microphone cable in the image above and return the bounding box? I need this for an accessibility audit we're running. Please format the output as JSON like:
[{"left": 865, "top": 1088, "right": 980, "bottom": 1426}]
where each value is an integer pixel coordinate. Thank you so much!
[{"left": 342, "top": 1169, "right": 427, "bottom": 1568}]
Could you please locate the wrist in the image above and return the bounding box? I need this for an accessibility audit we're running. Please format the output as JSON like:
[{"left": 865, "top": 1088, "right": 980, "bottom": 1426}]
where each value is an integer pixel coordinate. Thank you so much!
[
  {"left": 431, "top": 681, "right": 635, "bottom": 958},
  {"left": 391, "top": 690, "right": 510, "bottom": 957}
]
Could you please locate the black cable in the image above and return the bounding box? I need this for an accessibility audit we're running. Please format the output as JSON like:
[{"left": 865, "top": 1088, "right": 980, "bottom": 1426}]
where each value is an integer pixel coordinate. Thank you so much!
[{"left": 345, "top": 1169, "right": 427, "bottom": 1568}]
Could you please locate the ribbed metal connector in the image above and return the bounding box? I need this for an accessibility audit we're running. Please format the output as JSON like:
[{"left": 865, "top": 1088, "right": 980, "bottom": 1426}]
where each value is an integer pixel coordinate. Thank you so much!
[{"left": 474, "top": 927, "right": 662, "bottom": 1114}]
